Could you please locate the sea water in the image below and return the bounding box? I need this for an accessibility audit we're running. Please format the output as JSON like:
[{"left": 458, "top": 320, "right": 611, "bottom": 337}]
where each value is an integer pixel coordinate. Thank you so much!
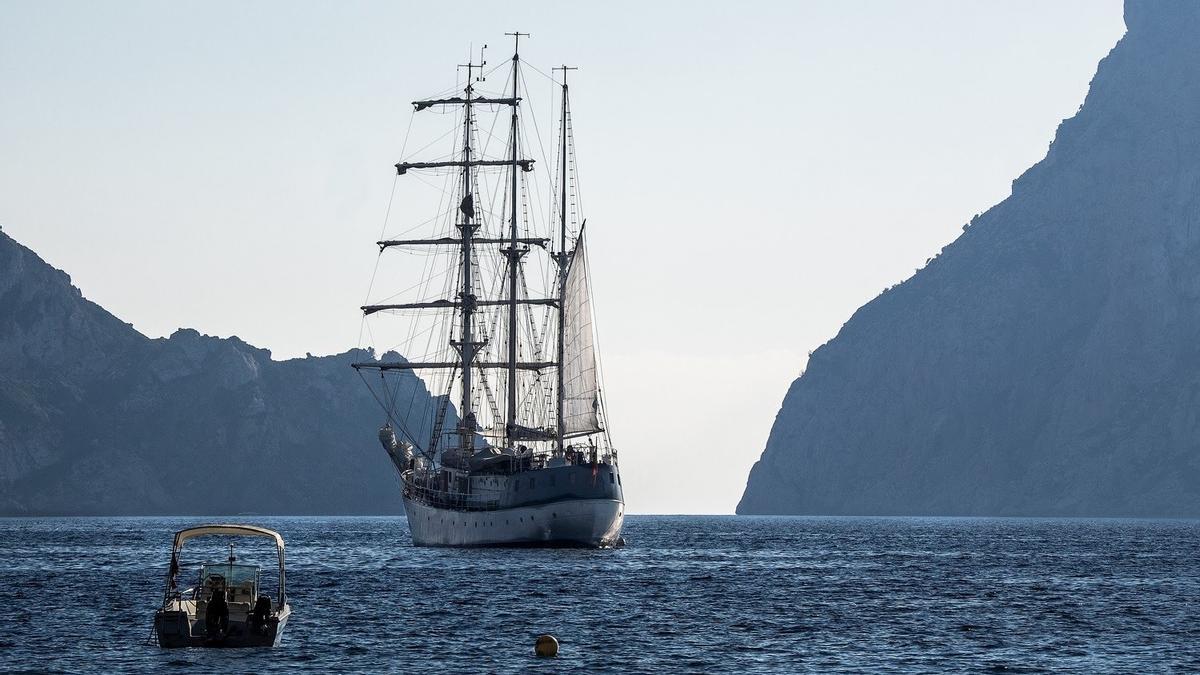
[{"left": 0, "top": 516, "right": 1197, "bottom": 673}]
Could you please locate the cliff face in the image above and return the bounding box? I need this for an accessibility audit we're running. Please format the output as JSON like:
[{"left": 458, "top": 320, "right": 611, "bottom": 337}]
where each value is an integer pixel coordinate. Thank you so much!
[
  {"left": 738, "top": 0, "right": 1200, "bottom": 516},
  {"left": 0, "top": 229, "right": 431, "bottom": 515}
]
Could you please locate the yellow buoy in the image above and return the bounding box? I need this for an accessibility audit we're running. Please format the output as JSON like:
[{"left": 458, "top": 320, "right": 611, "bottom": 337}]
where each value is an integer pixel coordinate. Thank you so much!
[{"left": 535, "top": 634, "right": 559, "bottom": 657}]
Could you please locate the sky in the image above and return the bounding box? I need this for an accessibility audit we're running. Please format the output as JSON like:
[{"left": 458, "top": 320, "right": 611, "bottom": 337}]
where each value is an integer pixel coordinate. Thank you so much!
[{"left": 0, "top": 1, "right": 1125, "bottom": 513}]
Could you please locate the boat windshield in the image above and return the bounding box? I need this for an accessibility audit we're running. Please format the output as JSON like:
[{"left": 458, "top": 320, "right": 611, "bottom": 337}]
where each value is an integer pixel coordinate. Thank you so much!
[{"left": 196, "top": 563, "right": 259, "bottom": 602}]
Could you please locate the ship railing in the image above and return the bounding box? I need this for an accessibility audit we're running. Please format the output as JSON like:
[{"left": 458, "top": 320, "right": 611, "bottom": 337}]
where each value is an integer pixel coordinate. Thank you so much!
[{"left": 401, "top": 472, "right": 503, "bottom": 512}]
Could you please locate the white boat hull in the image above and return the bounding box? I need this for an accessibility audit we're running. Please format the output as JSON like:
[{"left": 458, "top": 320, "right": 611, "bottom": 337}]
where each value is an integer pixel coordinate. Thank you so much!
[{"left": 403, "top": 496, "right": 624, "bottom": 547}]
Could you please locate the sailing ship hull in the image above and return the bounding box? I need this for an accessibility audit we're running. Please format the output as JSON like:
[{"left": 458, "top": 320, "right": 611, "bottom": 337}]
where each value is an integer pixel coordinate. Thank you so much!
[{"left": 403, "top": 495, "right": 624, "bottom": 547}]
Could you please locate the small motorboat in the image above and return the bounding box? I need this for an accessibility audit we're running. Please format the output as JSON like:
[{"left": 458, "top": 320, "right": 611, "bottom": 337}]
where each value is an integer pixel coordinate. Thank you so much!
[{"left": 153, "top": 524, "right": 292, "bottom": 648}]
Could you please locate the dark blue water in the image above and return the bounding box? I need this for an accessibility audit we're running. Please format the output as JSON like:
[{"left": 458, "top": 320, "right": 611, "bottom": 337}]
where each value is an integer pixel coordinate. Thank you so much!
[{"left": 1, "top": 516, "right": 1198, "bottom": 673}]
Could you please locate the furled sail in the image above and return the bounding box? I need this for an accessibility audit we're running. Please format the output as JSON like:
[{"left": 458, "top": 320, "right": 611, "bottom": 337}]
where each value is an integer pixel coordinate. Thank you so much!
[{"left": 561, "top": 234, "right": 602, "bottom": 436}]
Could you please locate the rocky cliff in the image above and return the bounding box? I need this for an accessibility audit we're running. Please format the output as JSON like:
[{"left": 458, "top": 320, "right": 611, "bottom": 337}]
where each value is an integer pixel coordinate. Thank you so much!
[
  {"left": 738, "top": 0, "right": 1200, "bottom": 516},
  {"left": 0, "top": 229, "right": 431, "bottom": 515}
]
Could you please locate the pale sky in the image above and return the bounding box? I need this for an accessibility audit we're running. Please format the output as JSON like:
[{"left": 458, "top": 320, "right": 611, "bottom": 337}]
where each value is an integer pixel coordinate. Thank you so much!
[{"left": 0, "top": 1, "right": 1125, "bottom": 513}]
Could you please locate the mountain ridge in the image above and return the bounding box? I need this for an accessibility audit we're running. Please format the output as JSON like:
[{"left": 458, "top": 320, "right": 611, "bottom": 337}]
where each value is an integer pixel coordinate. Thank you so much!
[
  {"left": 0, "top": 227, "right": 426, "bottom": 515},
  {"left": 738, "top": 0, "right": 1200, "bottom": 516}
]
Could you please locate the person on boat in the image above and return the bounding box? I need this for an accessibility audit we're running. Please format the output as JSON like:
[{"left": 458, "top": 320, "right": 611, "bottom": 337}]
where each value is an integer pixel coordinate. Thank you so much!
[{"left": 205, "top": 578, "right": 229, "bottom": 639}]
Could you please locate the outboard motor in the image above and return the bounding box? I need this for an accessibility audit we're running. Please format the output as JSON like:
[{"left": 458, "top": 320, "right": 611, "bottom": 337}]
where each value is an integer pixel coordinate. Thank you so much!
[{"left": 249, "top": 595, "right": 272, "bottom": 635}]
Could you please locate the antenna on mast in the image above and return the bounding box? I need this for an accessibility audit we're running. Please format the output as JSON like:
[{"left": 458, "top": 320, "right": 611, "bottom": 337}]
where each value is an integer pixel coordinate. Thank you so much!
[
  {"left": 552, "top": 64, "right": 578, "bottom": 85},
  {"left": 504, "top": 31, "right": 529, "bottom": 60},
  {"left": 457, "top": 44, "right": 488, "bottom": 90}
]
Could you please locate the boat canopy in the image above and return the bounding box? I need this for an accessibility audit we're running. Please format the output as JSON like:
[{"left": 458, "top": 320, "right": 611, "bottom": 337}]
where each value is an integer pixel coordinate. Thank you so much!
[
  {"left": 172, "top": 524, "right": 285, "bottom": 552},
  {"left": 165, "top": 524, "right": 286, "bottom": 605}
]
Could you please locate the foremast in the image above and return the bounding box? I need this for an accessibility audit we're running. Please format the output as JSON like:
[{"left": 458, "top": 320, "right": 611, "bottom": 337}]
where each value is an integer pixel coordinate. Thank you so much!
[{"left": 457, "top": 59, "right": 480, "bottom": 451}]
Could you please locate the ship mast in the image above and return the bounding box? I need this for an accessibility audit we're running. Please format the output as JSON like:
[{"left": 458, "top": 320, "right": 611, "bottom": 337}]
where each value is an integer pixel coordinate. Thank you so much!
[
  {"left": 354, "top": 42, "right": 556, "bottom": 457},
  {"left": 504, "top": 32, "right": 529, "bottom": 446},
  {"left": 553, "top": 65, "right": 575, "bottom": 453},
  {"left": 457, "top": 58, "right": 480, "bottom": 451}
]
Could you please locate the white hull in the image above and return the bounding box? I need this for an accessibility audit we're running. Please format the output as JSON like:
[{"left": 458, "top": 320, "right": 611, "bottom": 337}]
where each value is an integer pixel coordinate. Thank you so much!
[{"left": 404, "top": 496, "right": 624, "bottom": 547}]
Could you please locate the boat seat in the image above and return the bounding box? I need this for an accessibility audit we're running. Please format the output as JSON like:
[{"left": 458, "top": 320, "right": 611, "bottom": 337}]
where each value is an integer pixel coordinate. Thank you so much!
[
  {"left": 227, "top": 602, "right": 252, "bottom": 625},
  {"left": 230, "top": 582, "right": 257, "bottom": 605}
]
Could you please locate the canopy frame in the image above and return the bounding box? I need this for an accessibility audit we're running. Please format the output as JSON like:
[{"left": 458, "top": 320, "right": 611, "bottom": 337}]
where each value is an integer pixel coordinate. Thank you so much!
[{"left": 163, "top": 524, "right": 286, "bottom": 607}]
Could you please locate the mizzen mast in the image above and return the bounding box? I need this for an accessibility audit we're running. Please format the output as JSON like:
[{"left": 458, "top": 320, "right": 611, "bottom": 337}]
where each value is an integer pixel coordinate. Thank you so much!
[{"left": 553, "top": 64, "right": 576, "bottom": 453}]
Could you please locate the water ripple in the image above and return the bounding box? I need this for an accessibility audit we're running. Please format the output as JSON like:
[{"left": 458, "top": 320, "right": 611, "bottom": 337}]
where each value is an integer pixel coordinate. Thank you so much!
[{"left": 0, "top": 516, "right": 1197, "bottom": 672}]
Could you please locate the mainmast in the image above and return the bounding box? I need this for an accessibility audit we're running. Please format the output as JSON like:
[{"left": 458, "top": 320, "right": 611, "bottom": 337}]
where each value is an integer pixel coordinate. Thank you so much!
[
  {"left": 504, "top": 32, "right": 529, "bottom": 446},
  {"left": 553, "top": 65, "right": 575, "bottom": 452}
]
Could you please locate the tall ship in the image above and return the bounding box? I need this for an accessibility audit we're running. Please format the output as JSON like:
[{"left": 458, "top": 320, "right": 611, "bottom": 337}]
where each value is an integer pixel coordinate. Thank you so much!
[{"left": 354, "top": 34, "right": 623, "bottom": 547}]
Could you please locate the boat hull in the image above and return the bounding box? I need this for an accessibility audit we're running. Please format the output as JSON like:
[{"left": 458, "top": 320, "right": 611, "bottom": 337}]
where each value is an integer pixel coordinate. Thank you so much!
[
  {"left": 154, "top": 604, "right": 290, "bottom": 648},
  {"left": 404, "top": 496, "right": 624, "bottom": 547}
]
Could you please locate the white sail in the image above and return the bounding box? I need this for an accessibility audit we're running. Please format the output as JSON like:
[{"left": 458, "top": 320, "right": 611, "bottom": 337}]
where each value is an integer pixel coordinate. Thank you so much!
[{"left": 561, "top": 234, "right": 602, "bottom": 436}]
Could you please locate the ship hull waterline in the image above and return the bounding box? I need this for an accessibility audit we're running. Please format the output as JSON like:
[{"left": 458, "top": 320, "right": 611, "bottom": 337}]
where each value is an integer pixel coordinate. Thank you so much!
[{"left": 403, "top": 496, "right": 624, "bottom": 548}]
